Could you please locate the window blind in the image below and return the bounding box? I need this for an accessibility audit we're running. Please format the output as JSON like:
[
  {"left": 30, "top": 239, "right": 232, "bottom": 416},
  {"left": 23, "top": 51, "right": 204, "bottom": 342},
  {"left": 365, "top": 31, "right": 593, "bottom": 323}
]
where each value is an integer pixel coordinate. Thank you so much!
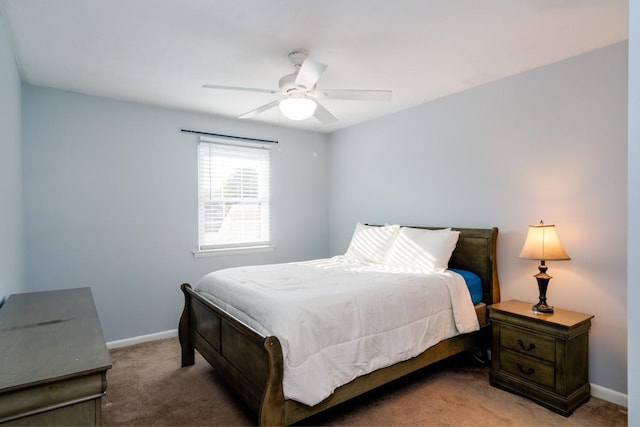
[{"left": 198, "top": 140, "right": 270, "bottom": 250}]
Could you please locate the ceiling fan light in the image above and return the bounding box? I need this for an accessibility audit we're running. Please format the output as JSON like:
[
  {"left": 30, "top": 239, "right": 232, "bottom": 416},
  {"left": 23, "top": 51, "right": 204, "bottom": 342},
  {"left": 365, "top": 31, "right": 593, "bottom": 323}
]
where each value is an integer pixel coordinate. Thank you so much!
[{"left": 279, "top": 97, "right": 317, "bottom": 121}]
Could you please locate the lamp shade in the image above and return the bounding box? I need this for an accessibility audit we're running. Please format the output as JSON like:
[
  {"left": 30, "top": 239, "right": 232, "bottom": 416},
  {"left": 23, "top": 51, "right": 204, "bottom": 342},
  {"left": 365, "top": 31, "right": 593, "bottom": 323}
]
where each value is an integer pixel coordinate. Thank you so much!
[
  {"left": 519, "top": 221, "right": 570, "bottom": 261},
  {"left": 279, "top": 97, "right": 317, "bottom": 121}
]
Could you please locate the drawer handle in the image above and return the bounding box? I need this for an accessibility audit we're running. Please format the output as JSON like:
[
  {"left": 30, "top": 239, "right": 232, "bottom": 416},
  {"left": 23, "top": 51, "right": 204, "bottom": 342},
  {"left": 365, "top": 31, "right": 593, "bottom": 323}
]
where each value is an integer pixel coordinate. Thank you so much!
[
  {"left": 517, "top": 339, "right": 536, "bottom": 352},
  {"left": 516, "top": 363, "right": 535, "bottom": 376}
]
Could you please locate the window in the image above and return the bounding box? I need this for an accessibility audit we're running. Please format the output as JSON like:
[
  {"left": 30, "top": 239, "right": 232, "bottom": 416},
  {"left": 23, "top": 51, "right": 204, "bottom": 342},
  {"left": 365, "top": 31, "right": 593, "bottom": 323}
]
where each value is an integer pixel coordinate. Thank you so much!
[{"left": 197, "top": 138, "right": 271, "bottom": 251}]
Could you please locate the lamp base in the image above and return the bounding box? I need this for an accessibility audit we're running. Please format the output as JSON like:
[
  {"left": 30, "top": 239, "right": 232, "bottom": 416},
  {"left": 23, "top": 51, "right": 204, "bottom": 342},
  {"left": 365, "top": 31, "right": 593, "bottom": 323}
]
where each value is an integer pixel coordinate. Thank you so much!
[
  {"left": 532, "top": 263, "right": 554, "bottom": 314},
  {"left": 532, "top": 302, "right": 554, "bottom": 314}
]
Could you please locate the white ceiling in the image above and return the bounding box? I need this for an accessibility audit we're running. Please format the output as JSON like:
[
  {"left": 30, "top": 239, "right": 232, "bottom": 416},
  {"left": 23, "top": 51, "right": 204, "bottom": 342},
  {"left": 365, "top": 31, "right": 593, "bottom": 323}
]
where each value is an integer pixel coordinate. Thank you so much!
[{"left": 0, "top": 0, "right": 628, "bottom": 133}]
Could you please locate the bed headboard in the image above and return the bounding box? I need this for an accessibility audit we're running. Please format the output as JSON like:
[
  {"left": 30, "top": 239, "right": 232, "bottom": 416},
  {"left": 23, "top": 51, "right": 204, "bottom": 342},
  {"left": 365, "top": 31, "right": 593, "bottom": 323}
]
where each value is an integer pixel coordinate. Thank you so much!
[
  {"left": 369, "top": 225, "right": 500, "bottom": 305},
  {"left": 420, "top": 226, "right": 500, "bottom": 305}
]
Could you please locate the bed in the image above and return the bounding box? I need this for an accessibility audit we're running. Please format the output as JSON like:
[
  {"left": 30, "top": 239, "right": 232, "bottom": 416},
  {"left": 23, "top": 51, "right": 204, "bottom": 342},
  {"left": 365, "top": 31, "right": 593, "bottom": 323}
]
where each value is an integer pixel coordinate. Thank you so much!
[{"left": 179, "top": 225, "right": 499, "bottom": 426}]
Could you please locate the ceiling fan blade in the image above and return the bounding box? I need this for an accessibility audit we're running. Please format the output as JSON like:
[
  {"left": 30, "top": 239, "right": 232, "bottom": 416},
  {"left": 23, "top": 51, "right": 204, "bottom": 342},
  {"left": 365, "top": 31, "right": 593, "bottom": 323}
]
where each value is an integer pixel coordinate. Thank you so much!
[
  {"left": 295, "top": 58, "right": 327, "bottom": 90},
  {"left": 238, "top": 100, "right": 281, "bottom": 119},
  {"left": 313, "top": 101, "right": 338, "bottom": 124},
  {"left": 315, "top": 89, "right": 392, "bottom": 101},
  {"left": 203, "top": 84, "right": 278, "bottom": 94}
]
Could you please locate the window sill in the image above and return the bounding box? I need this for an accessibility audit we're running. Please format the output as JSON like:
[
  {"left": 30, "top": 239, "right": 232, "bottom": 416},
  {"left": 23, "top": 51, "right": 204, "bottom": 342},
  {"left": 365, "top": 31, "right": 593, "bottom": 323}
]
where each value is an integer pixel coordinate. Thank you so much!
[{"left": 193, "top": 245, "right": 274, "bottom": 258}]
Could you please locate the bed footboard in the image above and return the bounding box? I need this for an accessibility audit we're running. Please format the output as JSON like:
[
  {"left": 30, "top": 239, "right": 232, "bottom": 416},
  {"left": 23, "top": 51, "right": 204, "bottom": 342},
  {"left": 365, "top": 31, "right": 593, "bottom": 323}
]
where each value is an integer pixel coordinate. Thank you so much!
[{"left": 179, "top": 283, "right": 285, "bottom": 426}]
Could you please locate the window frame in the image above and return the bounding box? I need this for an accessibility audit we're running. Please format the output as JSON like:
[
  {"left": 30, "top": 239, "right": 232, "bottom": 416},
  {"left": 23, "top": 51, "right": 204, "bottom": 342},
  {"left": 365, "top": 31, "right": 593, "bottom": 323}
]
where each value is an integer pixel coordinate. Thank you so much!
[{"left": 194, "top": 136, "right": 272, "bottom": 256}]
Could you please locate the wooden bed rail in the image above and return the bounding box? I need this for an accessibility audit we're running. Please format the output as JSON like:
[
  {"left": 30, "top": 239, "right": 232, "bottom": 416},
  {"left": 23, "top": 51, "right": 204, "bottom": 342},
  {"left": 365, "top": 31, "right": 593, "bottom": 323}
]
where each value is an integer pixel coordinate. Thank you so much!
[{"left": 179, "top": 283, "right": 286, "bottom": 425}]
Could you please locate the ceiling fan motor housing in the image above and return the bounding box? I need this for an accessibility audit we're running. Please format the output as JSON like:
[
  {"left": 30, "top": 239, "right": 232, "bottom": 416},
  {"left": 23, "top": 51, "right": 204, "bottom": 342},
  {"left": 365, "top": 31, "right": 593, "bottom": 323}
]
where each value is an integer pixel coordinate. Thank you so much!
[{"left": 279, "top": 73, "right": 299, "bottom": 93}]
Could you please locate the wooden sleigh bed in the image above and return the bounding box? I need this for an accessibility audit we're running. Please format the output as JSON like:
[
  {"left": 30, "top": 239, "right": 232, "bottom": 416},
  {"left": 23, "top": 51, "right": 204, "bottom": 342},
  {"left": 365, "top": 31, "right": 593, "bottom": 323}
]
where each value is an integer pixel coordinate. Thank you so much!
[{"left": 179, "top": 226, "right": 499, "bottom": 426}]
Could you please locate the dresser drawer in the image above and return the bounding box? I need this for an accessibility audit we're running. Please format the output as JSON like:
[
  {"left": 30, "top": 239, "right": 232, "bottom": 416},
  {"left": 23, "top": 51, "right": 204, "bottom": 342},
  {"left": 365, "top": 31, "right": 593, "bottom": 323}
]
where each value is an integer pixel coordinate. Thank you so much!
[
  {"left": 500, "top": 349, "right": 555, "bottom": 388},
  {"left": 501, "top": 325, "right": 556, "bottom": 362}
]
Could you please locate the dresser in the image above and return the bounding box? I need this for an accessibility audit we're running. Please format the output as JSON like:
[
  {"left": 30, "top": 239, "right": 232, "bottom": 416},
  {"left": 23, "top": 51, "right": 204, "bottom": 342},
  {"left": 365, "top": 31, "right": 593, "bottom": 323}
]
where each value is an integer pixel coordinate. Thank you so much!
[
  {"left": 0, "top": 288, "right": 112, "bottom": 426},
  {"left": 489, "top": 300, "right": 593, "bottom": 416}
]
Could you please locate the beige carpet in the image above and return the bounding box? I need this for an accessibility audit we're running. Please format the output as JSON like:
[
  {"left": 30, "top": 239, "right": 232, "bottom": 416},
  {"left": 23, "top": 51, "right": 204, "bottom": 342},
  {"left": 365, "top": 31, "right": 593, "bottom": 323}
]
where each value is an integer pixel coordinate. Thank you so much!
[{"left": 103, "top": 338, "right": 627, "bottom": 426}]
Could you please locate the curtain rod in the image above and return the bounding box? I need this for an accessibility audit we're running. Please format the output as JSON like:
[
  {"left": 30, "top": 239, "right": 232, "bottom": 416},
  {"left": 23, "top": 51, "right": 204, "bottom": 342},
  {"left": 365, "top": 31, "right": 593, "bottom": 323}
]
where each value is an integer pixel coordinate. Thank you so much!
[{"left": 180, "top": 128, "right": 279, "bottom": 144}]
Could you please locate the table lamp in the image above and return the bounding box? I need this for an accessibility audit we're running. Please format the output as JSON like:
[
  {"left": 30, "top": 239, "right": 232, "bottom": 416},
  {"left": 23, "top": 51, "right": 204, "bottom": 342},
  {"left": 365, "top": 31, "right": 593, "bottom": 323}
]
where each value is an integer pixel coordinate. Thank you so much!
[{"left": 519, "top": 221, "right": 570, "bottom": 313}]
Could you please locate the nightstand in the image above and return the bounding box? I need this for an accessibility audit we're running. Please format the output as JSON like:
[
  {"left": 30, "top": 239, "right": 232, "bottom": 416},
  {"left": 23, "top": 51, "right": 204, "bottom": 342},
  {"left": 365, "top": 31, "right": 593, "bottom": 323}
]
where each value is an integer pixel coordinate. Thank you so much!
[{"left": 488, "top": 300, "right": 594, "bottom": 416}]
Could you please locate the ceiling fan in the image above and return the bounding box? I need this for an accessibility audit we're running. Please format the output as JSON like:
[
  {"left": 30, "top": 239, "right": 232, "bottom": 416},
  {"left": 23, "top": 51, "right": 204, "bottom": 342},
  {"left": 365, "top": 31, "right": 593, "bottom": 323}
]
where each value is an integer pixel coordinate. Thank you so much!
[{"left": 203, "top": 50, "right": 392, "bottom": 124}]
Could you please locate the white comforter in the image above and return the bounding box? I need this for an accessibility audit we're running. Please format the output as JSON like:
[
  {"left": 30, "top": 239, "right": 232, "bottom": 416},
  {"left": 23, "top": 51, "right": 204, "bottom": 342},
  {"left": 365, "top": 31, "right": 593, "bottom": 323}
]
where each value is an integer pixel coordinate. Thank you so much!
[{"left": 195, "top": 256, "right": 479, "bottom": 406}]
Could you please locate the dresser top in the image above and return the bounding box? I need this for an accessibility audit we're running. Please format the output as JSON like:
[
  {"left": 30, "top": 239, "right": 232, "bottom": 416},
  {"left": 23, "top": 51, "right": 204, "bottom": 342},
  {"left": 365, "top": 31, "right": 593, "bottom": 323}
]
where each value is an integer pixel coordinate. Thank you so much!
[
  {"left": 489, "top": 299, "right": 594, "bottom": 327},
  {"left": 0, "top": 287, "right": 112, "bottom": 392}
]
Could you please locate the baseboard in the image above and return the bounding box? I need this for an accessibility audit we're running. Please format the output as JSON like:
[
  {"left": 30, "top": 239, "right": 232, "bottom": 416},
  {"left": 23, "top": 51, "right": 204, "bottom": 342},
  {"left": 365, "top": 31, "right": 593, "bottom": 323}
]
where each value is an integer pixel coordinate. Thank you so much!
[
  {"left": 106, "top": 329, "right": 178, "bottom": 349},
  {"left": 591, "top": 383, "right": 628, "bottom": 408}
]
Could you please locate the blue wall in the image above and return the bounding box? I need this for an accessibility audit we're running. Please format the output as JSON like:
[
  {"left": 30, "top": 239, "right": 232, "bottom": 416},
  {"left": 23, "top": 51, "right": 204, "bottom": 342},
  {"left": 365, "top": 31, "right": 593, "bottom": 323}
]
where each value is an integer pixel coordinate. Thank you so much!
[
  {"left": 22, "top": 86, "right": 330, "bottom": 341},
  {"left": 328, "top": 43, "right": 628, "bottom": 396},
  {"left": 627, "top": 1, "right": 639, "bottom": 423},
  {"left": 0, "top": 14, "right": 24, "bottom": 304}
]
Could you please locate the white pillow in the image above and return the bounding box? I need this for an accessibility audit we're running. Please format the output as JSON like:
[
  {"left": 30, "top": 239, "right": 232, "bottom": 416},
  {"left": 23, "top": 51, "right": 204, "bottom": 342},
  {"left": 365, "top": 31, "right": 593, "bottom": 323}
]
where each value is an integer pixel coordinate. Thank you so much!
[
  {"left": 345, "top": 223, "right": 400, "bottom": 264},
  {"left": 385, "top": 227, "right": 460, "bottom": 272}
]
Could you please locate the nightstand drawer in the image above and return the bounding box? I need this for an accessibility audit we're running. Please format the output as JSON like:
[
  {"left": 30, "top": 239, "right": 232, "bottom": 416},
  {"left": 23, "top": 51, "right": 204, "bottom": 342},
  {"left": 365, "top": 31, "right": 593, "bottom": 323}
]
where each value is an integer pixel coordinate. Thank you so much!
[
  {"left": 501, "top": 325, "right": 556, "bottom": 362},
  {"left": 500, "top": 349, "right": 555, "bottom": 388}
]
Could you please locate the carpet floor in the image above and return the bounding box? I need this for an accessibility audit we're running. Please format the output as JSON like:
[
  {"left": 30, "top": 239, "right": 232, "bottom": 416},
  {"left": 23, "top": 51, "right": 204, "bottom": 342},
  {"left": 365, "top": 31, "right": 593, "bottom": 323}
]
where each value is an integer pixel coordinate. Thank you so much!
[{"left": 102, "top": 338, "right": 627, "bottom": 426}]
